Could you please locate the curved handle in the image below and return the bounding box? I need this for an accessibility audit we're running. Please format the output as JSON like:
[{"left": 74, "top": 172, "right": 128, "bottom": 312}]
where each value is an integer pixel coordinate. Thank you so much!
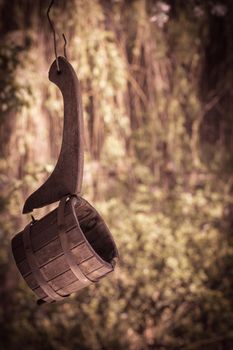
[{"left": 23, "top": 57, "right": 84, "bottom": 213}]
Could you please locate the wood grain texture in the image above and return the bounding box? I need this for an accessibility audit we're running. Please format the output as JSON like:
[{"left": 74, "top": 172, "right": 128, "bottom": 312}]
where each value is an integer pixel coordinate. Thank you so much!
[
  {"left": 12, "top": 196, "right": 118, "bottom": 303},
  {"left": 23, "top": 57, "right": 84, "bottom": 213}
]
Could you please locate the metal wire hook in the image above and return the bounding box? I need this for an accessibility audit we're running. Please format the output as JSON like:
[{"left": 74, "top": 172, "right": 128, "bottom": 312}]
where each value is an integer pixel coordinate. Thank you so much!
[
  {"left": 47, "top": 0, "right": 69, "bottom": 72},
  {"left": 62, "top": 33, "right": 68, "bottom": 59},
  {"left": 47, "top": 0, "right": 68, "bottom": 72},
  {"left": 47, "top": 0, "right": 60, "bottom": 72}
]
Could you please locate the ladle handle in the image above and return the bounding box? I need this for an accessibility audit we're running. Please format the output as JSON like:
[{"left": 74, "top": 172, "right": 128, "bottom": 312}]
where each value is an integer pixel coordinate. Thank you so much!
[{"left": 23, "top": 57, "right": 84, "bottom": 213}]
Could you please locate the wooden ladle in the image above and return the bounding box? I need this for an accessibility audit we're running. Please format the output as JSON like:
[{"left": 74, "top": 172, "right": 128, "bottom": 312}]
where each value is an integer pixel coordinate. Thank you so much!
[{"left": 23, "top": 56, "right": 84, "bottom": 213}]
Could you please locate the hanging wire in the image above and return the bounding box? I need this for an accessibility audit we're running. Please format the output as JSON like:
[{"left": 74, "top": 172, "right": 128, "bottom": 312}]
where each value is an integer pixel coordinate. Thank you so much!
[
  {"left": 47, "top": 0, "right": 60, "bottom": 72},
  {"left": 62, "top": 33, "right": 68, "bottom": 59},
  {"left": 47, "top": 0, "right": 69, "bottom": 71}
]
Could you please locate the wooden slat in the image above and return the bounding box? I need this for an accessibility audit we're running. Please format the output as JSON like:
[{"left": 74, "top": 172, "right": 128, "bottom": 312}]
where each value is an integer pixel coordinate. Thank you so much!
[
  {"left": 11, "top": 232, "right": 22, "bottom": 250},
  {"left": 23, "top": 257, "right": 112, "bottom": 294},
  {"left": 18, "top": 259, "right": 31, "bottom": 276},
  {"left": 26, "top": 269, "right": 76, "bottom": 292},
  {"left": 12, "top": 234, "right": 26, "bottom": 262},
  {"left": 34, "top": 238, "right": 63, "bottom": 266},
  {"left": 76, "top": 207, "right": 93, "bottom": 220},
  {"left": 13, "top": 215, "right": 82, "bottom": 264},
  {"left": 50, "top": 270, "right": 77, "bottom": 289},
  {"left": 66, "top": 227, "right": 84, "bottom": 249},
  {"left": 80, "top": 256, "right": 103, "bottom": 275},
  {"left": 16, "top": 222, "right": 111, "bottom": 285},
  {"left": 79, "top": 214, "right": 97, "bottom": 231},
  {"left": 12, "top": 196, "right": 118, "bottom": 303},
  {"left": 29, "top": 207, "right": 93, "bottom": 253},
  {"left": 40, "top": 255, "right": 70, "bottom": 281},
  {"left": 39, "top": 242, "right": 94, "bottom": 282},
  {"left": 31, "top": 212, "right": 76, "bottom": 251},
  {"left": 33, "top": 286, "right": 47, "bottom": 298},
  {"left": 74, "top": 199, "right": 88, "bottom": 212},
  {"left": 60, "top": 279, "right": 90, "bottom": 294},
  {"left": 16, "top": 229, "right": 87, "bottom": 279},
  {"left": 88, "top": 265, "right": 112, "bottom": 280},
  {"left": 31, "top": 208, "right": 57, "bottom": 234},
  {"left": 83, "top": 221, "right": 115, "bottom": 263},
  {"left": 71, "top": 242, "right": 93, "bottom": 264},
  {"left": 12, "top": 201, "right": 75, "bottom": 249},
  {"left": 25, "top": 273, "right": 38, "bottom": 289},
  {"left": 83, "top": 221, "right": 103, "bottom": 242}
]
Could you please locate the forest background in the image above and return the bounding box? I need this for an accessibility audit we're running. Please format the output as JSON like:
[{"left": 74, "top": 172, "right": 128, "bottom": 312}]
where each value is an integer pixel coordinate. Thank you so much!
[{"left": 0, "top": 0, "right": 232, "bottom": 349}]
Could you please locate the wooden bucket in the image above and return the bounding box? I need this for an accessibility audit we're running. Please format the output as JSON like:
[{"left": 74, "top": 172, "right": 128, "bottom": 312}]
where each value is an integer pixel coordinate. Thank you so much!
[{"left": 12, "top": 195, "right": 118, "bottom": 304}]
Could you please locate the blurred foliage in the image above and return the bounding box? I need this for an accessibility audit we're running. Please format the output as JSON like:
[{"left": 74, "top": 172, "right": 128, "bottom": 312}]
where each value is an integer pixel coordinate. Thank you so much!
[{"left": 0, "top": 0, "right": 233, "bottom": 349}]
